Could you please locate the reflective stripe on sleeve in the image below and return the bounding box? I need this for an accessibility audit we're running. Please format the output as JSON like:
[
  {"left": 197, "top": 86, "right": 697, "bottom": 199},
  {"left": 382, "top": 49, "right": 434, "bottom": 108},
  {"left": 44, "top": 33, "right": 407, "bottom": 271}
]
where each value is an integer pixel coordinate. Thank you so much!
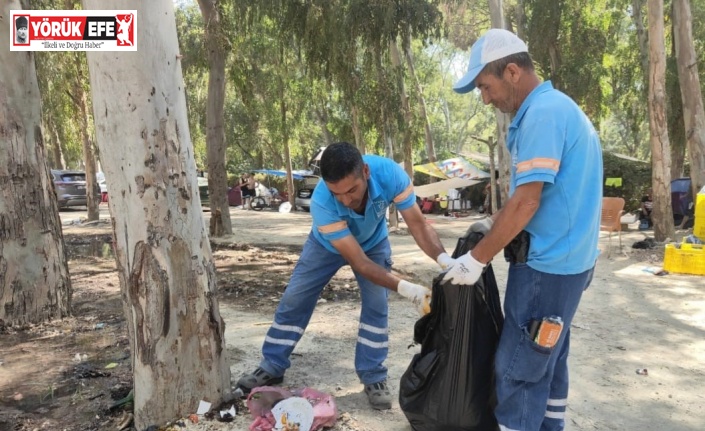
[
  {"left": 516, "top": 157, "right": 560, "bottom": 174},
  {"left": 393, "top": 183, "right": 414, "bottom": 203},
  {"left": 317, "top": 220, "right": 348, "bottom": 234}
]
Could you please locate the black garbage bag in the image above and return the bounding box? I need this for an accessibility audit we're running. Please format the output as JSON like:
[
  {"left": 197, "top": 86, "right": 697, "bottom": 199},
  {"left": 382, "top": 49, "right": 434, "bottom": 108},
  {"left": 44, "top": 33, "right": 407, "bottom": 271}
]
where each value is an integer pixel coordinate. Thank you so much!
[{"left": 399, "top": 231, "right": 504, "bottom": 431}]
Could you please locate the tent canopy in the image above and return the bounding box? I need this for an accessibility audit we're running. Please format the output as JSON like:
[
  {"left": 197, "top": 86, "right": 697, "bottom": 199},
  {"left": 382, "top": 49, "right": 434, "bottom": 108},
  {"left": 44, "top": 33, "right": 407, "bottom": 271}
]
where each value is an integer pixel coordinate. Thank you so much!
[
  {"left": 413, "top": 157, "right": 490, "bottom": 180},
  {"left": 414, "top": 177, "right": 481, "bottom": 198},
  {"left": 254, "top": 169, "right": 305, "bottom": 180}
]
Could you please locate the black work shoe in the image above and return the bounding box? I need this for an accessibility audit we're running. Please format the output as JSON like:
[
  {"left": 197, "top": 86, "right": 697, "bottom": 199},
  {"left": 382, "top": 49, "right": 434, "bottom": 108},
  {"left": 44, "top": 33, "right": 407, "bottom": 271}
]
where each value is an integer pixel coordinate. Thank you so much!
[
  {"left": 364, "top": 380, "right": 392, "bottom": 410},
  {"left": 236, "top": 367, "right": 284, "bottom": 393}
]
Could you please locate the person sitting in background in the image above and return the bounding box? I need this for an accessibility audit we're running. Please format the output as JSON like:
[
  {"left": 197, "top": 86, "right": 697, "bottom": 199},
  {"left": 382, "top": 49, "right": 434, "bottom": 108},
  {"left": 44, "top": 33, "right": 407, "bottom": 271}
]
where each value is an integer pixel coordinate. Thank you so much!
[
  {"left": 640, "top": 188, "right": 653, "bottom": 230},
  {"left": 240, "top": 173, "right": 255, "bottom": 210}
]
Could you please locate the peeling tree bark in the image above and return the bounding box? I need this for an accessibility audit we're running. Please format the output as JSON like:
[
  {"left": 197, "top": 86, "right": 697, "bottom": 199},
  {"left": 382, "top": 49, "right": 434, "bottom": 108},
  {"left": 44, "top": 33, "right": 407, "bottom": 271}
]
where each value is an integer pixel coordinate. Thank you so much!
[
  {"left": 83, "top": 0, "right": 231, "bottom": 428},
  {"left": 0, "top": 0, "right": 72, "bottom": 326},
  {"left": 673, "top": 0, "right": 705, "bottom": 193},
  {"left": 646, "top": 0, "right": 675, "bottom": 241}
]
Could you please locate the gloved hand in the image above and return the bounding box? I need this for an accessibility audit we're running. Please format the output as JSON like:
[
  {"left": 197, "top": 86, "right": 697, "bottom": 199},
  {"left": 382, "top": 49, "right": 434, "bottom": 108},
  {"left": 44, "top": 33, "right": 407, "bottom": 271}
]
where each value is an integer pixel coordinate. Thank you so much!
[
  {"left": 441, "top": 252, "right": 485, "bottom": 286},
  {"left": 436, "top": 252, "right": 456, "bottom": 270},
  {"left": 469, "top": 217, "right": 494, "bottom": 235},
  {"left": 397, "top": 280, "right": 432, "bottom": 316}
]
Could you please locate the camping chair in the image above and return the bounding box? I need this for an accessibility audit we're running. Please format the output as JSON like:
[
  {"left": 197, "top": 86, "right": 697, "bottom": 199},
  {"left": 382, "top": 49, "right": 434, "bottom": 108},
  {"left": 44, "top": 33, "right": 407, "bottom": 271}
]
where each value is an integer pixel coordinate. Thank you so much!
[{"left": 600, "top": 197, "right": 625, "bottom": 258}]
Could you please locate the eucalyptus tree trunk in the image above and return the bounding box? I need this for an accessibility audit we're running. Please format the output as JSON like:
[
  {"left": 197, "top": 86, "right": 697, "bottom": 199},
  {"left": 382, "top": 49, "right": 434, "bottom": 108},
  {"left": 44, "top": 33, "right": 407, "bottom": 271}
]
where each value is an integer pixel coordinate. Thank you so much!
[
  {"left": 673, "top": 0, "right": 705, "bottom": 193},
  {"left": 0, "top": 0, "right": 72, "bottom": 326},
  {"left": 389, "top": 40, "right": 414, "bottom": 178},
  {"left": 351, "top": 103, "right": 365, "bottom": 154},
  {"left": 65, "top": 0, "right": 98, "bottom": 221},
  {"left": 84, "top": 0, "right": 231, "bottom": 428},
  {"left": 47, "top": 117, "right": 66, "bottom": 169},
  {"left": 197, "top": 0, "right": 232, "bottom": 236},
  {"left": 666, "top": 30, "right": 686, "bottom": 180},
  {"left": 402, "top": 36, "right": 435, "bottom": 173},
  {"left": 488, "top": 0, "right": 510, "bottom": 208},
  {"left": 515, "top": 0, "right": 526, "bottom": 37},
  {"left": 73, "top": 54, "right": 100, "bottom": 221},
  {"left": 632, "top": 0, "right": 651, "bottom": 90},
  {"left": 374, "top": 44, "right": 399, "bottom": 228},
  {"left": 315, "top": 108, "right": 335, "bottom": 146},
  {"left": 279, "top": 44, "right": 296, "bottom": 209},
  {"left": 646, "top": 0, "right": 675, "bottom": 241}
]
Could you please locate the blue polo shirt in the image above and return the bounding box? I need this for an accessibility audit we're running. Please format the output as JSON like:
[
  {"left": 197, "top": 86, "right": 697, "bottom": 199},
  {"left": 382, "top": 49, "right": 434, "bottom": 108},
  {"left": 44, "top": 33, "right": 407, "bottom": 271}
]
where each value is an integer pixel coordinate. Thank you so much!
[
  {"left": 311, "top": 155, "right": 416, "bottom": 254},
  {"left": 508, "top": 81, "right": 602, "bottom": 274}
]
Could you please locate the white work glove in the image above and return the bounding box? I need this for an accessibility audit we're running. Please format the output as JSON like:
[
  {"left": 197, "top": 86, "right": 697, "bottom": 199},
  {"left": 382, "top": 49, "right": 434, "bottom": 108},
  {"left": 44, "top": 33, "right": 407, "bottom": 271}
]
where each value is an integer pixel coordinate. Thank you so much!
[
  {"left": 469, "top": 217, "right": 494, "bottom": 235},
  {"left": 397, "top": 280, "right": 432, "bottom": 316},
  {"left": 436, "top": 252, "right": 456, "bottom": 270},
  {"left": 441, "top": 252, "right": 486, "bottom": 286}
]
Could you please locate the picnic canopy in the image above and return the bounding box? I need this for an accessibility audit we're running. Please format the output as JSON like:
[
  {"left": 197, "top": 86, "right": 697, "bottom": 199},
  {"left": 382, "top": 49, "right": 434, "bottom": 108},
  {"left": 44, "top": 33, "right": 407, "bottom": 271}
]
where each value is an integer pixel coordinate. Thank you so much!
[
  {"left": 413, "top": 157, "right": 490, "bottom": 180},
  {"left": 414, "top": 177, "right": 482, "bottom": 198},
  {"left": 254, "top": 169, "right": 305, "bottom": 180}
]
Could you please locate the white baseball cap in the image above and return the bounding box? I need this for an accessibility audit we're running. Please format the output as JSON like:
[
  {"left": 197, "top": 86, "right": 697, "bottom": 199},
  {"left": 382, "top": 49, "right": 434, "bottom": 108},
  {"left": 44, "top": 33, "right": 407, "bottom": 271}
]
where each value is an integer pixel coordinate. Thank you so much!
[{"left": 453, "top": 29, "right": 529, "bottom": 94}]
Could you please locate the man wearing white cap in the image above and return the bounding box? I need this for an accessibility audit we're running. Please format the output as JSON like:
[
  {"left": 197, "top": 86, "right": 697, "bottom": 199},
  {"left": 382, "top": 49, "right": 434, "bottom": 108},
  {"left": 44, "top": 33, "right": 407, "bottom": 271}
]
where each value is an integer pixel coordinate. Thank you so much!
[{"left": 442, "top": 29, "right": 602, "bottom": 431}]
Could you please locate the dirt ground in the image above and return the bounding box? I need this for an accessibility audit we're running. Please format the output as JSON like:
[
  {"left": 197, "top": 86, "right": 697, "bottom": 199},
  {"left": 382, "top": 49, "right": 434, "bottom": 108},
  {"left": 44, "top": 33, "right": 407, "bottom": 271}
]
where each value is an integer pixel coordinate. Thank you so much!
[{"left": 1, "top": 206, "right": 704, "bottom": 431}]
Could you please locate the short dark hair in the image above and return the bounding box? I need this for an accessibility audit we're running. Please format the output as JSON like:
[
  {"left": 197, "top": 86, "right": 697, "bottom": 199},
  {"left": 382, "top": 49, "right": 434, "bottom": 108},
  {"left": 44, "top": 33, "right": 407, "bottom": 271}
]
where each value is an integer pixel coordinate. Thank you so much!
[
  {"left": 320, "top": 142, "right": 364, "bottom": 183},
  {"left": 482, "top": 52, "right": 534, "bottom": 78}
]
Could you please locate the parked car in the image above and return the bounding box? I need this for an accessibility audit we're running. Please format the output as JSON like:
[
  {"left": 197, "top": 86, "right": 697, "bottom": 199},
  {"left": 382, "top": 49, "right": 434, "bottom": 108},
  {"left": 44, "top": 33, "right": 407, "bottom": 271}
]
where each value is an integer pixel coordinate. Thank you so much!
[
  {"left": 295, "top": 147, "right": 325, "bottom": 212},
  {"left": 51, "top": 169, "right": 100, "bottom": 209},
  {"left": 295, "top": 175, "right": 321, "bottom": 212}
]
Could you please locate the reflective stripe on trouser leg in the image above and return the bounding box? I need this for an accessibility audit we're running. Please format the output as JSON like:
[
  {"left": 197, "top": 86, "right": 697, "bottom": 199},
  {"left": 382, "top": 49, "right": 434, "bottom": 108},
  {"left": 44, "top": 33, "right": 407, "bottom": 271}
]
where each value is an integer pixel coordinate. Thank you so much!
[
  {"left": 260, "top": 234, "right": 345, "bottom": 377},
  {"left": 495, "top": 264, "right": 593, "bottom": 431},
  {"left": 353, "top": 238, "right": 391, "bottom": 385},
  {"left": 541, "top": 331, "right": 571, "bottom": 431}
]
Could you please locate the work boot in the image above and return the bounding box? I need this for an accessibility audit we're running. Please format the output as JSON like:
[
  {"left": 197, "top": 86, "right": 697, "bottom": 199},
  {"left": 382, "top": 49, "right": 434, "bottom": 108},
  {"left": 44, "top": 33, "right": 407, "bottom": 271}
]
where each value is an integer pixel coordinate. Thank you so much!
[
  {"left": 236, "top": 367, "right": 284, "bottom": 393},
  {"left": 364, "top": 380, "right": 392, "bottom": 410}
]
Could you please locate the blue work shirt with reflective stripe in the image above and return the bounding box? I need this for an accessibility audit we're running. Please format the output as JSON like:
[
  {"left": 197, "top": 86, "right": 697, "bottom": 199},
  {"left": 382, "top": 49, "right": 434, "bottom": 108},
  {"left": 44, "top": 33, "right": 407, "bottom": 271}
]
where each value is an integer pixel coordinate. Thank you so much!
[
  {"left": 311, "top": 155, "right": 416, "bottom": 254},
  {"left": 508, "top": 81, "right": 602, "bottom": 275}
]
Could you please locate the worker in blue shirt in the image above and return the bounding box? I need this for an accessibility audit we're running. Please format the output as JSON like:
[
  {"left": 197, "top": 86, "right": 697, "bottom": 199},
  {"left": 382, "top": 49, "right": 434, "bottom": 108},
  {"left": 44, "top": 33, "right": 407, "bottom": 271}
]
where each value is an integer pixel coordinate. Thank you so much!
[
  {"left": 237, "top": 142, "right": 453, "bottom": 410},
  {"left": 446, "top": 29, "right": 602, "bottom": 431}
]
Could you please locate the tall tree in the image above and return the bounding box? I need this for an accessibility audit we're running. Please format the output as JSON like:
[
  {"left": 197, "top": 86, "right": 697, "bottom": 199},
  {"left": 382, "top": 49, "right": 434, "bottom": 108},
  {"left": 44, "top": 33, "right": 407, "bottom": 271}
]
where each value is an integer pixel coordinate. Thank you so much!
[
  {"left": 489, "top": 0, "right": 511, "bottom": 207},
  {"left": 83, "top": 0, "right": 231, "bottom": 428},
  {"left": 673, "top": 0, "right": 705, "bottom": 193},
  {"left": 646, "top": 0, "right": 675, "bottom": 241},
  {"left": 197, "top": 0, "right": 232, "bottom": 235},
  {"left": 402, "top": 32, "right": 437, "bottom": 172},
  {"left": 0, "top": 0, "right": 72, "bottom": 326},
  {"left": 70, "top": 51, "right": 100, "bottom": 221},
  {"left": 390, "top": 39, "right": 414, "bottom": 177}
]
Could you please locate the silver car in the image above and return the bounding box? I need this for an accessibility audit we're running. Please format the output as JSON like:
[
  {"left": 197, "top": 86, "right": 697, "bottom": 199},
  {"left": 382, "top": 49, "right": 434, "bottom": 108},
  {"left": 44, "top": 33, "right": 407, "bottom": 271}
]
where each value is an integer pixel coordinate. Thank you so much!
[
  {"left": 295, "top": 175, "right": 321, "bottom": 212},
  {"left": 51, "top": 170, "right": 100, "bottom": 209}
]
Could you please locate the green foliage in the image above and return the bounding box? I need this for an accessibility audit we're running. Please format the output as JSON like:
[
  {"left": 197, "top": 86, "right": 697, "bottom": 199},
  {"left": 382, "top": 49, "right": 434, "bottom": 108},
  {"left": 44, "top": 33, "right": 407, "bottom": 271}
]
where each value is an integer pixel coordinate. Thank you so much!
[
  {"left": 602, "top": 152, "right": 651, "bottom": 212},
  {"left": 170, "top": 0, "right": 705, "bottom": 190}
]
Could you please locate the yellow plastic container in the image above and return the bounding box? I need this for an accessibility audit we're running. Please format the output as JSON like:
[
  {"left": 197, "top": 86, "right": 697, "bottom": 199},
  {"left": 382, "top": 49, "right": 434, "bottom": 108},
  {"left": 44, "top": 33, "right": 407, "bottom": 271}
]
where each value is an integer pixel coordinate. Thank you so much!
[
  {"left": 663, "top": 242, "right": 705, "bottom": 276},
  {"left": 694, "top": 193, "right": 705, "bottom": 239}
]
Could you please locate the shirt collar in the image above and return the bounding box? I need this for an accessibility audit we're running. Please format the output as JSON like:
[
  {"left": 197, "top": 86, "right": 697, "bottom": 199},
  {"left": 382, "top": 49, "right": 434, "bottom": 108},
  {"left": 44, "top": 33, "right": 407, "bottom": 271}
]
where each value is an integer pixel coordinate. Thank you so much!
[{"left": 511, "top": 80, "right": 554, "bottom": 128}]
